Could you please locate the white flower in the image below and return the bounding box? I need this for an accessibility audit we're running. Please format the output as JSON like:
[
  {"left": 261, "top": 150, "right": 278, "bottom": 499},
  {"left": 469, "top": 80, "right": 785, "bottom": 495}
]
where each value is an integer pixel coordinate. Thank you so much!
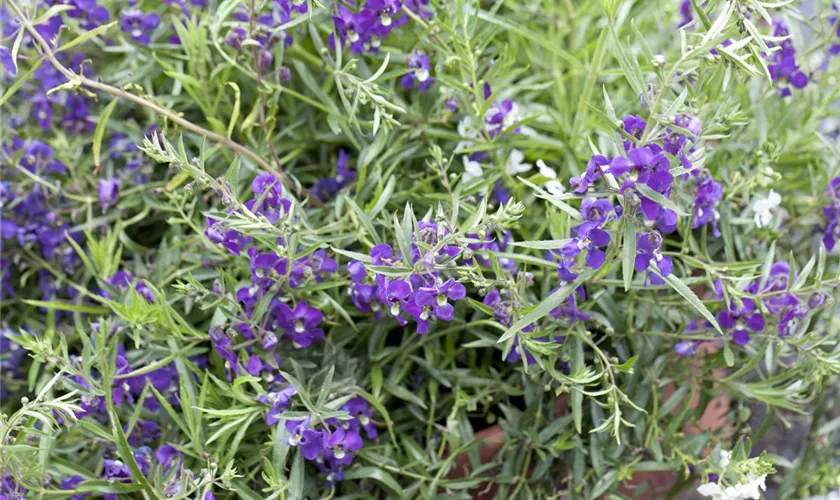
[
  {"left": 720, "top": 450, "right": 731, "bottom": 469},
  {"left": 536, "top": 159, "right": 557, "bottom": 179},
  {"left": 752, "top": 190, "right": 781, "bottom": 228},
  {"left": 696, "top": 474, "right": 767, "bottom": 500},
  {"left": 462, "top": 156, "right": 483, "bottom": 183},
  {"left": 505, "top": 149, "right": 531, "bottom": 174},
  {"left": 545, "top": 180, "right": 566, "bottom": 196},
  {"left": 697, "top": 482, "right": 723, "bottom": 498}
]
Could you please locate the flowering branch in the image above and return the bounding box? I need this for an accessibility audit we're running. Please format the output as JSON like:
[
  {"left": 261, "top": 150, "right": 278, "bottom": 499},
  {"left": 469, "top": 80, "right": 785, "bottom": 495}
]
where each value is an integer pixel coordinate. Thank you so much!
[{"left": 4, "top": 0, "right": 306, "bottom": 198}]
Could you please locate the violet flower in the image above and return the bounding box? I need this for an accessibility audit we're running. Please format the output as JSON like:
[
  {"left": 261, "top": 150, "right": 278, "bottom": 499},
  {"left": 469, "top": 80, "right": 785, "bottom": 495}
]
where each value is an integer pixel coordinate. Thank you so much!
[
  {"left": 400, "top": 51, "right": 434, "bottom": 92},
  {"left": 717, "top": 300, "right": 764, "bottom": 346},
  {"left": 325, "top": 428, "right": 363, "bottom": 465},
  {"left": 273, "top": 301, "right": 325, "bottom": 348},
  {"left": 258, "top": 385, "right": 296, "bottom": 425},
  {"left": 286, "top": 418, "right": 325, "bottom": 460},
  {"left": 120, "top": 8, "right": 160, "bottom": 45},
  {"left": 767, "top": 21, "right": 808, "bottom": 96},
  {"left": 634, "top": 231, "right": 673, "bottom": 285},
  {"left": 98, "top": 179, "right": 120, "bottom": 210}
]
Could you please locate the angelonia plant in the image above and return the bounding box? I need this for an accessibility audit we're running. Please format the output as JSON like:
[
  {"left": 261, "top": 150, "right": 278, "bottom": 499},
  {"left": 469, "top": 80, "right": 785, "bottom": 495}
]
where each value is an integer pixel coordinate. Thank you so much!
[{"left": 1, "top": 0, "right": 840, "bottom": 498}]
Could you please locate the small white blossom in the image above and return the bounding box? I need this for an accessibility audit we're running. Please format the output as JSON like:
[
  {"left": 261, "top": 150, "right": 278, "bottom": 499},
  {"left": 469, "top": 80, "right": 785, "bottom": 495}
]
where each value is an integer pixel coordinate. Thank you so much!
[
  {"left": 505, "top": 149, "right": 531, "bottom": 174},
  {"left": 752, "top": 190, "right": 781, "bottom": 228},
  {"left": 720, "top": 450, "right": 731, "bottom": 469},
  {"left": 697, "top": 474, "right": 767, "bottom": 500},
  {"left": 545, "top": 180, "right": 566, "bottom": 196},
  {"left": 462, "top": 156, "right": 483, "bottom": 183},
  {"left": 536, "top": 159, "right": 557, "bottom": 179}
]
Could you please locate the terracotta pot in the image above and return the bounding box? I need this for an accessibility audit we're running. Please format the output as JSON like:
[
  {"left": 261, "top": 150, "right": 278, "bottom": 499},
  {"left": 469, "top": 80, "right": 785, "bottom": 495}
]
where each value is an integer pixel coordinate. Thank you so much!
[{"left": 450, "top": 353, "right": 730, "bottom": 499}]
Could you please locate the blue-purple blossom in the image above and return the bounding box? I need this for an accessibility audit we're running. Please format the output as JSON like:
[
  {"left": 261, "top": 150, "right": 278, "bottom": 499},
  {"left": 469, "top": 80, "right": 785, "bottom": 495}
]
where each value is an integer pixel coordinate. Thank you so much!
[
  {"left": 120, "top": 8, "right": 160, "bottom": 45},
  {"left": 312, "top": 150, "right": 355, "bottom": 201},
  {"left": 634, "top": 231, "right": 673, "bottom": 285},
  {"left": 273, "top": 301, "right": 325, "bottom": 348},
  {"left": 98, "top": 178, "right": 120, "bottom": 209},
  {"left": 821, "top": 176, "right": 840, "bottom": 250},
  {"left": 325, "top": 428, "right": 363, "bottom": 465},
  {"left": 562, "top": 198, "right": 614, "bottom": 269},
  {"left": 0, "top": 46, "right": 16, "bottom": 76},
  {"left": 286, "top": 418, "right": 325, "bottom": 460},
  {"left": 60, "top": 475, "right": 90, "bottom": 500},
  {"left": 768, "top": 21, "right": 809, "bottom": 96},
  {"left": 258, "top": 385, "right": 297, "bottom": 425},
  {"left": 717, "top": 299, "right": 764, "bottom": 346},
  {"left": 400, "top": 51, "right": 434, "bottom": 92}
]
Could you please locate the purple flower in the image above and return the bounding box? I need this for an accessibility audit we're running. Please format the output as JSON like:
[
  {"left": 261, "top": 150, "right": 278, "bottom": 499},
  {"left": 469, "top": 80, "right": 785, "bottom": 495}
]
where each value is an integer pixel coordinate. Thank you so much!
[
  {"left": 414, "top": 278, "right": 467, "bottom": 324},
  {"left": 286, "top": 418, "right": 325, "bottom": 460},
  {"left": 121, "top": 8, "right": 160, "bottom": 45},
  {"left": 767, "top": 21, "right": 808, "bottom": 95},
  {"left": 312, "top": 150, "right": 355, "bottom": 201},
  {"left": 225, "top": 26, "right": 247, "bottom": 48},
  {"left": 485, "top": 97, "right": 517, "bottom": 138},
  {"left": 382, "top": 279, "right": 411, "bottom": 316},
  {"left": 674, "top": 320, "right": 712, "bottom": 356},
  {"left": 822, "top": 177, "right": 840, "bottom": 250},
  {"left": 60, "top": 475, "right": 90, "bottom": 500},
  {"left": 258, "top": 385, "right": 296, "bottom": 425},
  {"left": 0, "top": 46, "right": 15, "bottom": 76},
  {"left": 717, "top": 301, "right": 764, "bottom": 346},
  {"left": 0, "top": 473, "right": 25, "bottom": 499},
  {"left": 400, "top": 51, "right": 434, "bottom": 92},
  {"left": 570, "top": 155, "right": 610, "bottom": 193},
  {"left": 155, "top": 445, "right": 181, "bottom": 474},
  {"left": 98, "top": 179, "right": 120, "bottom": 210},
  {"left": 209, "top": 326, "right": 240, "bottom": 380},
  {"left": 562, "top": 198, "right": 614, "bottom": 269},
  {"left": 550, "top": 286, "right": 590, "bottom": 323},
  {"left": 634, "top": 231, "right": 672, "bottom": 285},
  {"left": 325, "top": 428, "right": 363, "bottom": 464},
  {"left": 273, "top": 301, "right": 325, "bottom": 348},
  {"left": 206, "top": 217, "right": 253, "bottom": 255},
  {"left": 678, "top": 0, "right": 693, "bottom": 27},
  {"left": 338, "top": 397, "right": 378, "bottom": 438}
]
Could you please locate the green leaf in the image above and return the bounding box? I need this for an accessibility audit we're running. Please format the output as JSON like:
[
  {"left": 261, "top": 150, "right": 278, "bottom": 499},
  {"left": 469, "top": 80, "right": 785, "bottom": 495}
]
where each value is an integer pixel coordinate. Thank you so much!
[
  {"left": 385, "top": 384, "right": 428, "bottom": 409},
  {"left": 614, "top": 355, "right": 638, "bottom": 372},
  {"left": 608, "top": 26, "right": 645, "bottom": 96},
  {"left": 500, "top": 270, "right": 594, "bottom": 343},
  {"left": 343, "top": 467, "right": 405, "bottom": 495},
  {"left": 288, "top": 451, "right": 305, "bottom": 500},
  {"left": 635, "top": 182, "right": 688, "bottom": 216},
  {"left": 345, "top": 195, "right": 382, "bottom": 244},
  {"left": 93, "top": 99, "right": 119, "bottom": 171},
  {"left": 56, "top": 21, "right": 118, "bottom": 53},
  {"left": 22, "top": 300, "right": 108, "bottom": 315},
  {"left": 622, "top": 220, "right": 636, "bottom": 291},
  {"left": 475, "top": 10, "right": 583, "bottom": 72},
  {"left": 723, "top": 344, "right": 735, "bottom": 367},
  {"left": 660, "top": 273, "right": 722, "bottom": 335},
  {"left": 0, "top": 58, "right": 44, "bottom": 107},
  {"left": 509, "top": 239, "right": 571, "bottom": 249}
]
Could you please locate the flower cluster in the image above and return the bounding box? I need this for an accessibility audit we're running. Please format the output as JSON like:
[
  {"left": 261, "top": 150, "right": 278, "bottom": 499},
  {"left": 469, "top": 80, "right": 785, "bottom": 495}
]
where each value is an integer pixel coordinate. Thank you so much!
[
  {"left": 285, "top": 397, "right": 376, "bottom": 484},
  {"left": 348, "top": 222, "right": 466, "bottom": 334},
  {"left": 677, "top": 261, "right": 832, "bottom": 353},
  {"left": 767, "top": 21, "right": 809, "bottom": 97},
  {"left": 312, "top": 149, "right": 356, "bottom": 202},
  {"left": 821, "top": 176, "right": 840, "bottom": 251},
  {"left": 225, "top": 0, "right": 305, "bottom": 70},
  {"left": 571, "top": 113, "right": 721, "bottom": 237},
  {"left": 330, "top": 0, "right": 431, "bottom": 54}
]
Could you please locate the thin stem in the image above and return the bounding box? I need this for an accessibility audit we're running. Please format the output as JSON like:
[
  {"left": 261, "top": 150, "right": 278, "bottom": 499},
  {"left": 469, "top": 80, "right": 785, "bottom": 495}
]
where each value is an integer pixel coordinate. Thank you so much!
[{"left": 5, "top": 0, "right": 310, "bottom": 200}]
